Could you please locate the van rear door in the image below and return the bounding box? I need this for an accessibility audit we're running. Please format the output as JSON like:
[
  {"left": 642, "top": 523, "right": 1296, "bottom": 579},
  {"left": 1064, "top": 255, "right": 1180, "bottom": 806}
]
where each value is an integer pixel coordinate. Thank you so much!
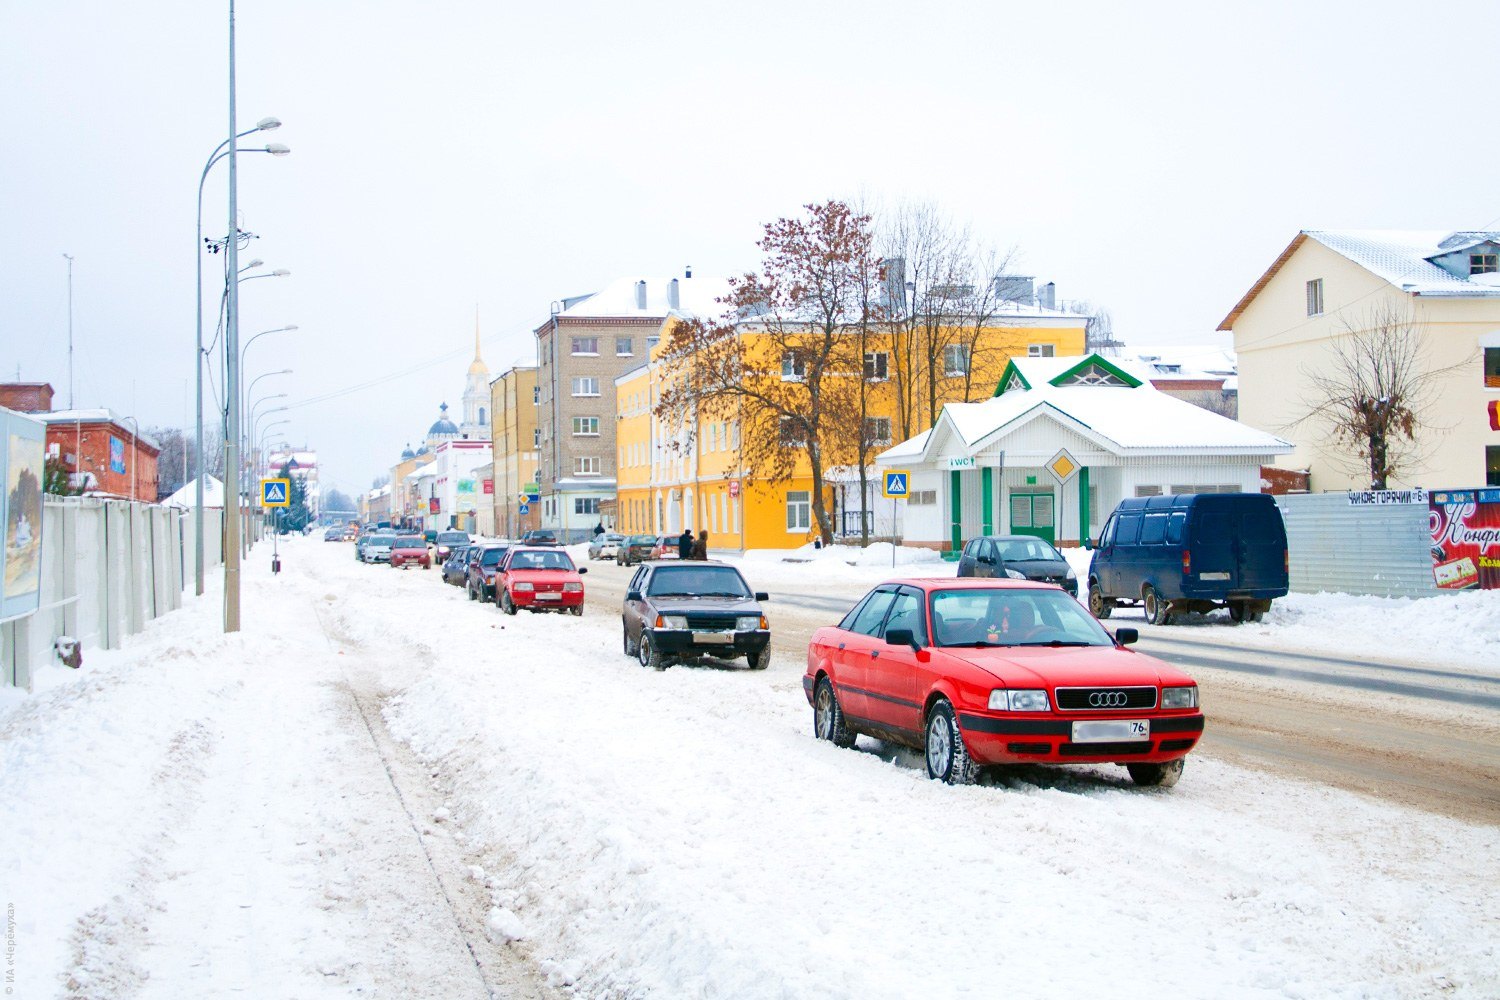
[
  {"left": 1236, "top": 501, "right": 1289, "bottom": 593},
  {"left": 1189, "top": 503, "right": 1237, "bottom": 591}
]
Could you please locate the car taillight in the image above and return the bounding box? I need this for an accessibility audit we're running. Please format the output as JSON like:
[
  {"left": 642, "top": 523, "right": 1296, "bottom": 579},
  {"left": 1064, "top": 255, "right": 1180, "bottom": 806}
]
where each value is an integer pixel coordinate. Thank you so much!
[
  {"left": 1182, "top": 549, "right": 1191, "bottom": 575},
  {"left": 1284, "top": 549, "right": 1289, "bottom": 573}
]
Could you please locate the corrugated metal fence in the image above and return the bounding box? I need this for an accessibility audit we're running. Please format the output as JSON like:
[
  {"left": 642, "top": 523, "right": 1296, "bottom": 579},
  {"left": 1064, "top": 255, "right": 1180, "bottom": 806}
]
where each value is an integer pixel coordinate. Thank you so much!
[
  {"left": 1, "top": 496, "right": 225, "bottom": 688},
  {"left": 1275, "top": 493, "right": 1439, "bottom": 598}
]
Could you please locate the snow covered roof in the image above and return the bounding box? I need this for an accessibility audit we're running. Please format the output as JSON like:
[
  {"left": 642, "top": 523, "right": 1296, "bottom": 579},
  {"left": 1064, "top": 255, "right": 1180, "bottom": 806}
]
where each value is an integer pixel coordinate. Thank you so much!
[
  {"left": 557, "top": 274, "right": 731, "bottom": 320},
  {"left": 1220, "top": 229, "right": 1500, "bottom": 329},
  {"left": 1119, "top": 343, "right": 1237, "bottom": 378},
  {"left": 879, "top": 353, "right": 1289, "bottom": 464},
  {"left": 161, "top": 475, "right": 225, "bottom": 509},
  {"left": 40, "top": 409, "right": 162, "bottom": 451}
]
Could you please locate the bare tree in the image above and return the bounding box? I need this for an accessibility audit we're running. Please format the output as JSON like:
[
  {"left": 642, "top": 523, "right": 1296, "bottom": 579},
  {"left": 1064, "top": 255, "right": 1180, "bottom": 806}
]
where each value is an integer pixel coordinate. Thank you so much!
[
  {"left": 1297, "top": 303, "right": 1467, "bottom": 489},
  {"left": 371, "top": 472, "right": 391, "bottom": 490},
  {"left": 655, "top": 201, "right": 879, "bottom": 545},
  {"left": 950, "top": 242, "right": 1022, "bottom": 401},
  {"left": 1061, "top": 299, "right": 1118, "bottom": 354}
]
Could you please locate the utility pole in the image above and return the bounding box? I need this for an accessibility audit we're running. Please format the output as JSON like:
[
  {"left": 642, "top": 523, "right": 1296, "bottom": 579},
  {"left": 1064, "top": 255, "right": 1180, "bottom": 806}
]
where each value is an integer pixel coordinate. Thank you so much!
[
  {"left": 223, "top": 0, "right": 243, "bottom": 632},
  {"left": 63, "top": 254, "right": 75, "bottom": 407}
]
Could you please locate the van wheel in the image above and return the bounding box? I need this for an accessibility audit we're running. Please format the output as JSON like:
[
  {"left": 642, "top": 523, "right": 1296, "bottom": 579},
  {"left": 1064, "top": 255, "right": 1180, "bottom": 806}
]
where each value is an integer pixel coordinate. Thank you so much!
[
  {"left": 1088, "top": 584, "right": 1112, "bottom": 619},
  {"left": 1229, "top": 601, "right": 1265, "bottom": 625},
  {"left": 1143, "top": 586, "right": 1172, "bottom": 626}
]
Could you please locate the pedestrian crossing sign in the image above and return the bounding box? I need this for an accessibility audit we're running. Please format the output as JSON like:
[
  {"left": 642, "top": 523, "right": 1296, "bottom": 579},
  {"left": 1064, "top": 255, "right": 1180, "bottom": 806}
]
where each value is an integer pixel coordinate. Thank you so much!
[
  {"left": 882, "top": 470, "right": 911, "bottom": 499},
  {"left": 260, "top": 478, "right": 291, "bottom": 507}
]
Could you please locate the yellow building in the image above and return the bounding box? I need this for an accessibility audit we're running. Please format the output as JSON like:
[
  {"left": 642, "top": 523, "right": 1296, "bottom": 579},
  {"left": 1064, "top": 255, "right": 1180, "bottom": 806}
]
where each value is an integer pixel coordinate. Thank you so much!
[
  {"left": 490, "top": 365, "right": 541, "bottom": 538},
  {"left": 613, "top": 298, "right": 1087, "bottom": 550}
]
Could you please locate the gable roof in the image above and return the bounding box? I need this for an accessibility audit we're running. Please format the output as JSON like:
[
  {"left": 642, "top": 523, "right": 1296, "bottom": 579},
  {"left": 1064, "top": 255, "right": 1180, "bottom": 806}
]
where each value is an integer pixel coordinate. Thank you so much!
[{"left": 1219, "top": 229, "right": 1500, "bottom": 330}]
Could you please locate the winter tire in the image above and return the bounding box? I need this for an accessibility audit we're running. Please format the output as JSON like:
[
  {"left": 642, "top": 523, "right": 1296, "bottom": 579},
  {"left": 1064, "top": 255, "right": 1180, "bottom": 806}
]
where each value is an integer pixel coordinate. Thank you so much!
[
  {"left": 1127, "top": 758, "right": 1184, "bottom": 788},
  {"left": 1088, "top": 584, "right": 1112, "bottom": 620},
  {"left": 569, "top": 605, "right": 583, "bottom": 617},
  {"left": 467, "top": 581, "right": 476, "bottom": 601},
  {"left": 639, "top": 632, "right": 667, "bottom": 670},
  {"left": 1144, "top": 586, "right": 1172, "bottom": 626},
  {"left": 813, "top": 677, "right": 855, "bottom": 748},
  {"left": 623, "top": 624, "right": 639, "bottom": 657},
  {"left": 501, "top": 592, "right": 518, "bottom": 616},
  {"left": 748, "top": 647, "right": 772, "bottom": 671},
  {"left": 1228, "top": 601, "right": 1263, "bottom": 624},
  {"left": 925, "top": 700, "right": 978, "bottom": 785}
]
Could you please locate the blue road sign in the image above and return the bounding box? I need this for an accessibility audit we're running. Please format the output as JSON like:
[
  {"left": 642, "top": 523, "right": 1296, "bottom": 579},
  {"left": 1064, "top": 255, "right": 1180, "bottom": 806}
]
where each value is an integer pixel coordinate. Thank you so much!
[
  {"left": 260, "top": 478, "right": 291, "bottom": 507},
  {"left": 882, "top": 470, "right": 910, "bottom": 499},
  {"left": 518, "top": 503, "right": 531, "bottom": 515}
]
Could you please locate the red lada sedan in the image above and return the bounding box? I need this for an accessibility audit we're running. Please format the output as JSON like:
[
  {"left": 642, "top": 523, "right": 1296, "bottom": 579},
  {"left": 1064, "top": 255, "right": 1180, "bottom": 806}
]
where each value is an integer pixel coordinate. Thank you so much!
[
  {"left": 497, "top": 547, "right": 587, "bottom": 616},
  {"left": 389, "top": 534, "right": 432, "bottom": 569},
  {"left": 804, "top": 579, "right": 1204, "bottom": 787}
]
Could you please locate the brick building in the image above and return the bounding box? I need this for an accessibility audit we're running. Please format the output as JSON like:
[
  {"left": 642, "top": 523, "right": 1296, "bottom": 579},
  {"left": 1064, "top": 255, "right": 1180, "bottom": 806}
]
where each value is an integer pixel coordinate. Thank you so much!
[
  {"left": 0, "top": 382, "right": 55, "bottom": 413},
  {"left": 41, "top": 409, "right": 160, "bottom": 500}
]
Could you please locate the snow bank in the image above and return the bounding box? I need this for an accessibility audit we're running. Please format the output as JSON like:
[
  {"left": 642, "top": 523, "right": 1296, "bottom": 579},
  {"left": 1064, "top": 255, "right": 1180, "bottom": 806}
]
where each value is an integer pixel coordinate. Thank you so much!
[{"left": 729, "top": 543, "right": 954, "bottom": 587}]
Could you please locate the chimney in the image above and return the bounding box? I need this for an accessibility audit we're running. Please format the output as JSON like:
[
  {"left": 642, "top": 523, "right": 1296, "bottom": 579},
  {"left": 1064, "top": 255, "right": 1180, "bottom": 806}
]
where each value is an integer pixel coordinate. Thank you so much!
[
  {"left": 635, "top": 280, "right": 647, "bottom": 309},
  {"left": 668, "top": 278, "right": 680, "bottom": 310},
  {"left": 993, "top": 274, "right": 1035, "bottom": 304},
  {"left": 1039, "top": 281, "right": 1056, "bottom": 310},
  {"left": 685, "top": 265, "right": 693, "bottom": 278},
  {"left": 882, "top": 257, "right": 906, "bottom": 315}
]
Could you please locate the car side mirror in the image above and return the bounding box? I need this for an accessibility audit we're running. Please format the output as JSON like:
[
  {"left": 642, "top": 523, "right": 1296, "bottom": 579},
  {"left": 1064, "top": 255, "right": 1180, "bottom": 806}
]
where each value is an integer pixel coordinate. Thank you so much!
[
  {"left": 754, "top": 592, "right": 769, "bottom": 602},
  {"left": 1083, "top": 538, "right": 1094, "bottom": 551},
  {"left": 1114, "top": 627, "right": 1138, "bottom": 646},
  {"left": 577, "top": 566, "right": 588, "bottom": 575},
  {"left": 626, "top": 589, "right": 642, "bottom": 601},
  {"left": 885, "top": 628, "right": 921, "bottom": 651}
]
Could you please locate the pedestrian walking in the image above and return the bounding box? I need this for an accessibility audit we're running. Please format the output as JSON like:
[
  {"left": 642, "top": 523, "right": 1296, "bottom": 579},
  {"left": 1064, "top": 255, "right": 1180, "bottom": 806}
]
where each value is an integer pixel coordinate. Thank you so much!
[
  {"left": 593, "top": 521, "right": 605, "bottom": 538},
  {"left": 691, "top": 529, "right": 709, "bottom": 560},
  {"left": 678, "top": 528, "right": 694, "bottom": 559}
]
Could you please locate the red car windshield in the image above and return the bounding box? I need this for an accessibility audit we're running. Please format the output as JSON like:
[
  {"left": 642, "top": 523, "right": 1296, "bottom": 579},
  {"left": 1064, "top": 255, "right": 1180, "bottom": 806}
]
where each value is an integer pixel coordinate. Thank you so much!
[
  {"left": 507, "top": 551, "right": 575, "bottom": 571},
  {"left": 930, "top": 589, "right": 1110, "bottom": 648},
  {"left": 394, "top": 536, "right": 424, "bottom": 548}
]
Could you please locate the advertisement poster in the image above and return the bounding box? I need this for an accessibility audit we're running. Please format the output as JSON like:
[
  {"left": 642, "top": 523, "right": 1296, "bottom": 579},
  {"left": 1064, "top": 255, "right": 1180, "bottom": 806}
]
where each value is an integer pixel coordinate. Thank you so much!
[
  {"left": 456, "top": 477, "right": 477, "bottom": 513},
  {"left": 109, "top": 435, "right": 126, "bottom": 474},
  {"left": 1428, "top": 489, "right": 1500, "bottom": 590},
  {"left": 2, "top": 409, "right": 47, "bottom": 619}
]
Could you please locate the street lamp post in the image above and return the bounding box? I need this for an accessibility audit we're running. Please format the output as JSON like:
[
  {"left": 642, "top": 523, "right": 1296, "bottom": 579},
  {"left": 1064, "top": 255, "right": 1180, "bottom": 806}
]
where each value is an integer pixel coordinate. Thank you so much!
[
  {"left": 237, "top": 325, "right": 296, "bottom": 492},
  {"left": 245, "top": 390, "right": 288, "bottom": 554},
  {"left": 257, "top": 418, "right": 290, "bottom": 540}
]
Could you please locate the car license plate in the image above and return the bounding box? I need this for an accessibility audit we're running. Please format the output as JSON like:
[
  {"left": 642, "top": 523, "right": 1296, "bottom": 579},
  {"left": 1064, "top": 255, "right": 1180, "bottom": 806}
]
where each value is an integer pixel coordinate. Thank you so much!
[
  {"left": 536, "top": 592, "right": 560, "bottom": 601},
  {"left": 1071, "top": 719, "right": 1150, "bottom": 743},
  {"left": 694, "top": 632, "right": 733, "bottom": 644}
]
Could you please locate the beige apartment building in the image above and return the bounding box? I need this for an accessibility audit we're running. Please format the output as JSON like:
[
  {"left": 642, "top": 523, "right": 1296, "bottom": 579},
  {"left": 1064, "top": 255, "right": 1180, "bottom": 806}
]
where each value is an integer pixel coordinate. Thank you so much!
[
  {"left": 533, "top": 272, "right": 727, "bottom": 540},
  {"left": 1222, "top": 230, "right": 1500, "bottom": 491},
  {"left": 489, "top": 365, "right": 540, "bottom": 538}
]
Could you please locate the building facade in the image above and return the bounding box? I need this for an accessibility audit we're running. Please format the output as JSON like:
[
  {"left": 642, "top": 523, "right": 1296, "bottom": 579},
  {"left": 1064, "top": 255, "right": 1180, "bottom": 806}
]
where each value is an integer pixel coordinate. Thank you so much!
[
  {"left": 489, "top": 365, "right": 540, "bottom": 538},
  {"left": 1221, "top": 230, "right": 1500, "bottom": 491},
  {"left": 41, "top": 409, "right": 160, "bottom": 500}
]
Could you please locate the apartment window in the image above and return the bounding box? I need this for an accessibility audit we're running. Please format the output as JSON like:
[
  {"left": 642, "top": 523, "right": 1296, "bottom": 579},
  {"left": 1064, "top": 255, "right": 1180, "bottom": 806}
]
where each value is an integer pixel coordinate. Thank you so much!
[
  {"left": 572, "top": 416, "right": 600, "bottom": 436},
  {"left": 908, "top": 489, "right": 937, "bottom": 505},
  {"left": 864, "top": 351, "right": 889, "bottom": 380},
  {"left": 786, "top": 491, "right": 811, "bottom": 531},
  {"left": 575, "top": 497, "right": 601, "bottom": 515},
  {"left": 1484, "top": 347, "right": 1500, "bottom": 388},
  {"left": 1306, "top": 278, "right": 1324, "bottom": 316},
  {"left": 863, "top": 417, "right": 891, "bottom": 445},
  {"left": 944, "top": 344, "right": 970, "bottom": 376},
  {"left": 1488, "top": 446, "right": 1500, "bottom": 487},
  {"left": 1471, "top": 253, "right": 1499, "bottom": 275},
  {"left": 616, "top": 337, "right": 634, "bottom": 356},
  {"left": 708, "top": 424, "right": 719, "bottom": 452},
  {"left": 576, "top": 457, "right": 601, "bottom": 476},
  {"left": 533, "top": 428, "right": 540, "bottom": 448},
  {"left": 781, "top": 351, "right": 807, "bottom": 380},
  {"left": 571, "top": 337, "right": 599, "bottom": 355},
  {"left": 731, "top": 422, "right": 740, "bottom": 449},
  {"left": 779, "top": 417, "right": 807, "bottom": 447},
  {"left": 1134, "top": 485, "right": 1163, "bottom": 497},
  {"left": 572, "top": 376, "right": 600, "bottom": 397},
  {"left": 1028, "top": 344, "right": 1055, "bottom": 358},
  {"left": 533, "top": 385, "right": 540, "bottom": 403}
]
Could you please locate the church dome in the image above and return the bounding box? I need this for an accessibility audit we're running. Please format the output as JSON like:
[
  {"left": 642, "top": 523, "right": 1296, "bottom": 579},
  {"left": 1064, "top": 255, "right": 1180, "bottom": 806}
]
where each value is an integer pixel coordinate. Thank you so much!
[
  {"left": 427, "top": 402, "right": 460, "bottom": 437},
  {"left": 400, "top": 442, "right": 416, "bottom": 460}
]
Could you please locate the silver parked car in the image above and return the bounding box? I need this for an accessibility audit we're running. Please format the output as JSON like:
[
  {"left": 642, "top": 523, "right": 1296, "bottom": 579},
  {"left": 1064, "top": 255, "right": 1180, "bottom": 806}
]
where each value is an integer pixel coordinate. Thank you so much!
[{"left": 588, "top": 533, "right": 625, "bottom": 561}]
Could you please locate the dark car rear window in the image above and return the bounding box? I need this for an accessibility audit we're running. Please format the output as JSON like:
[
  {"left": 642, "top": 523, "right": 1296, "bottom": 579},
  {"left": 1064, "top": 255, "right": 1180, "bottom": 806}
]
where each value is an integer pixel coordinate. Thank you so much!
[
  {"left": 480, "top": 547, "right": 509, "bottom": 566},
  {"left": 437, "top": 531, "right": 469, "bottom": 544}
]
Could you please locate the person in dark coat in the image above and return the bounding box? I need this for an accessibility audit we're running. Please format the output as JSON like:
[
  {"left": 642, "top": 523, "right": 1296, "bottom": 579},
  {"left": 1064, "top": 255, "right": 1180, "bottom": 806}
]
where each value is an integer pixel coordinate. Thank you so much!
[
  {"left": 691, "top": 530, "right": 709, "bottom": 561},
  {"left": 678, "top": 528, "right": 694, "bottom": 559},
  {"left": 593, "top": 521, "right": 605, "bottom": 538}
]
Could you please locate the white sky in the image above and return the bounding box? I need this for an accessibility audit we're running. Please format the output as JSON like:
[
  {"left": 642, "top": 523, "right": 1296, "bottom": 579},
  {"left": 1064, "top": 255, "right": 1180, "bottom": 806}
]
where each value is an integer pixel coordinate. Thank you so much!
[{"left": 4, "top": 0, "right": 1498, "bottom": 496}]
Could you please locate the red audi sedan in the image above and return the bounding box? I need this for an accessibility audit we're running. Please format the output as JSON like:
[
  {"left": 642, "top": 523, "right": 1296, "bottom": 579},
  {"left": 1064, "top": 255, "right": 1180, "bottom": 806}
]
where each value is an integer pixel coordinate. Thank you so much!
[
  {"left": 803, "top": 579, "right": 1204, "bottom": 787},
  {"left": 497, "top": 546, "right": 587, "bottom": 616}
]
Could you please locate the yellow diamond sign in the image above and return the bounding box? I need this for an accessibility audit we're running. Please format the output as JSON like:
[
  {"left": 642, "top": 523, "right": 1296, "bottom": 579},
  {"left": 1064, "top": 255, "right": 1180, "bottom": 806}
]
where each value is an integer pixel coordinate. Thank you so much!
[{"left": 1046, "top": 449, "right": 1079, "bottom": 484}]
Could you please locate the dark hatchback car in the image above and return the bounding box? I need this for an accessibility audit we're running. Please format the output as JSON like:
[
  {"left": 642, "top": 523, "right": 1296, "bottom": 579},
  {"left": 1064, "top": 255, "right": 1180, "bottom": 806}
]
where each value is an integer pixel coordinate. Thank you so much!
[
  {"left": 622, "top": 561, "right": 771, "bottom": 670},
  {"left": 441, "top": 545, "right": 470, "bottom": 586},
  {"left": 466, "top": 543, "right": 513, "bottom": 602},
  {"left": 616, "top": 533, "right": 659, "bottom": 566},
  {"left": 520, "top": 528, "right": 559, "bottom": 546},
  {"left": 434, "top": 530, "right": 471, "bottom": 562},
  {"left": 956, "top": 535, "right": 1077, "bottom": 596}
]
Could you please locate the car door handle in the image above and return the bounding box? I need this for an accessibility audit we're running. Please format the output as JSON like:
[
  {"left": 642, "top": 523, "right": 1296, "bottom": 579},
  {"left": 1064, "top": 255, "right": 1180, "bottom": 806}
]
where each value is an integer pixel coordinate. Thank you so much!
[
  {"left": 870, "top": 650, "right": 880, "bottom": 659},
  {"left": 838, "top": 642, "right": 845, "bottom": 650}
]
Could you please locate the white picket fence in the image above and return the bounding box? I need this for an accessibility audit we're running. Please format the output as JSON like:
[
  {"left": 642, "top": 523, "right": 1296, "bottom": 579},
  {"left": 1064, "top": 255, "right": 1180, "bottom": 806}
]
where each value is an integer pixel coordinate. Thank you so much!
[{"left": 0, "top": 496, "right": 225, "bottom": 689}]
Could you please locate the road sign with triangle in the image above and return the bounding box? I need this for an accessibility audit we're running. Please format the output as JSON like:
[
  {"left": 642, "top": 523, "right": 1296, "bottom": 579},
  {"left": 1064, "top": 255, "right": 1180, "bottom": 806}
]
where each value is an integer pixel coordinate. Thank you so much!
[
  {"left": 882, "top": 470, "right": 910, "bottom": 499},
  {"left": 261, "top": 478, "right": 291, "bottom": 507}
]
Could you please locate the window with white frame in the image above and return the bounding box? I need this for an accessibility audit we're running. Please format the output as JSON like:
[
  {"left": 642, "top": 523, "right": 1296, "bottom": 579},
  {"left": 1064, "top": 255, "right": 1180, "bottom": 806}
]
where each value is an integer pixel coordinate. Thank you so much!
[
  {"left": 1059, "top": 363, "right": 1129, "bottom": 387},
  {"left": 908, "top": 489, "right": 937, "bottom": 505},
  {"left": 864, "top": 351, "right": 889, "bottom": 380},
  {"left": 709, "top": 423, "right": 719, "bottom": 452},
  {"left": 1028, "top": 343, "right": 1055, "bottom": 357},
  {"left": 533, "top": 428, "right": 540, "bottom": 447},
  {"left": 533, "top": 385, "right": 540, "bottom": 403},
  {"left": 1306, "top": 278, "right": 1324, "bottom": 316},
  {"left": 944, "top": 344, "right": 970, "bottom": 376},
  {"left": 786, "top": 491, "right": 811, "bottom": 531},
  {"left": 572, "top": 376, "right": 600, "bottom": 397},
  {"left": 616, "top": 337, "right": 633, "bottom": 356},
  {"left": 572, "top": 416, "right": 600, "bottom": 436},
  {"left": 571, "top": 336, "right": 599, "bottom": 355},
  {"left": 863, "top": 417, "right": 891, "bottom": 445},
  {"left": 1471, "top": 253, "right": 1498, "bottom": 275},
  {"left": 575, "top": 497, "right": 600, "bottom": 515},
  {"left": 731, "top": 421, "right": 740, "bottom": 449},
  {"left": 576, "top": 456, "right": 601, "bottom": 476},
  {"left": 781, "top": 350, "right": 807, "bottom": 380}
]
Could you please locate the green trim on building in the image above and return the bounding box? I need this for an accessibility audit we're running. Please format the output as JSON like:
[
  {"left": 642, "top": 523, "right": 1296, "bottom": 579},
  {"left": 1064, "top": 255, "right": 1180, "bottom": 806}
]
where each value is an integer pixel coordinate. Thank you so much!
[
  {"left": 981, "top": 466, "right": 994, "bottom": 535},
  {"left": 991, "top": 359, "right": 1032, "bottom": 398},
  {"left": 1048, "top": 354, "right": 1143, "bottom": 389},
  {"left": 1078, "top": 465, "right": 1090, "bottom": 544},
  {"left": 950, "top": 470, "right": 963, "bottom": 552}
]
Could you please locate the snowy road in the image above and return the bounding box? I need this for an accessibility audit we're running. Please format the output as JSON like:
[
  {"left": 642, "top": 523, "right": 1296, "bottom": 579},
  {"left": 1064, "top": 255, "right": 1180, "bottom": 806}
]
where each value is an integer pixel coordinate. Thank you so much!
[{"left": 6, "top": 539, "right": 1499, "bottom": 998}]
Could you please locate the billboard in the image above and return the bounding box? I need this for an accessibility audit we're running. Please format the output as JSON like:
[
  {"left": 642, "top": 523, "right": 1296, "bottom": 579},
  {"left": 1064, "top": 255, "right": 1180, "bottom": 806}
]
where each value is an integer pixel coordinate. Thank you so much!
[
  {"left": 1, "top": 407, "right": 46, "bottom": 620},
  {"left": 109, "top": 435, "right": 126, "bottom": 474},
  {"left": 1428, "top": 489, "right": 1500, "bottom": 590}
]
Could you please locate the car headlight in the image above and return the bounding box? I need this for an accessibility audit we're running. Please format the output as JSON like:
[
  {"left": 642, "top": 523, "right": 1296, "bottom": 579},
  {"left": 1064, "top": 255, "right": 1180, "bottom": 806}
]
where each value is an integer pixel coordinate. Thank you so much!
[
  {"left": 563, "top": 582, "right": 583, "bottom": 592},
  {"left": 1065, "top": 566, "right": 1077, "bottom": 580},
  {"left": 513, "top": 581, "right": 534, "bottom": 592},
  {"left": 736, "top": 615, "right": 764, "bottom": 631},
  {"left": 989, "top": 689, "right": 1050, "bottom": 712},
  {"left": 659, "top": 615, "right": 688, "bottom": 630},
  {"left": 1004, "top": 568, "right": 1027, "bottom": 580},
  {"left": 1162, "top": 686, "right": 1198, "bottom": 709}
]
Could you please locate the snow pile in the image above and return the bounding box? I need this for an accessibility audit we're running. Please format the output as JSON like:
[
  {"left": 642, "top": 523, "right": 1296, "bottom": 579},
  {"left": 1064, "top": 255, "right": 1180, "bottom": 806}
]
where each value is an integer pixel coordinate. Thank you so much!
[{"left": 731, "top": 543, "right": 953, "bottom": 587}]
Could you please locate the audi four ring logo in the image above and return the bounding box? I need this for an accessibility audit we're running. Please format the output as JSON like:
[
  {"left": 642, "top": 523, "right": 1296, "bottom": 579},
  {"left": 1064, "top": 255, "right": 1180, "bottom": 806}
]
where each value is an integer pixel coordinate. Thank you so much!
[{"left": 1088, "top": 691, "right": 1129, "bottom": 708}]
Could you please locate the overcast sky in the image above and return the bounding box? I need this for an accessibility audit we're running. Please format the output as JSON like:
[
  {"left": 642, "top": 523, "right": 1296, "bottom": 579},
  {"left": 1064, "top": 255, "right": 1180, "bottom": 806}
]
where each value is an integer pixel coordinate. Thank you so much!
[{"left": 4, "top": 0, "right": 1498, "bottom": 497}]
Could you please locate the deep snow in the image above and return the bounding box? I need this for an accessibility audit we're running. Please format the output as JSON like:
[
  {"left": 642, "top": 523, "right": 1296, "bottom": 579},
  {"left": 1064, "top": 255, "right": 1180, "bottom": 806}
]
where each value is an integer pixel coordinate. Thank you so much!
[{"left": 4, "top": 539, "right": 1498, "bottom": 998}]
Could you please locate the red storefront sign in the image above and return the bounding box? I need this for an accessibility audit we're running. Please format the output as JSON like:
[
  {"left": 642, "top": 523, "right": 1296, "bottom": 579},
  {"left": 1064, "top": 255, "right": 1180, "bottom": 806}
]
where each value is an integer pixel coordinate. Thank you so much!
[
  {"left": 1428, "top": 489, "right": 1500, "bottom": 590},
  {"left": 429, "top": 498, "right": 441, "bottom": 514},
  {"left": 728, "top": 480, "right": 740, "bottom": 499},
  {"left": 482, "top": 479, "right": 494, "bottom": 495}
]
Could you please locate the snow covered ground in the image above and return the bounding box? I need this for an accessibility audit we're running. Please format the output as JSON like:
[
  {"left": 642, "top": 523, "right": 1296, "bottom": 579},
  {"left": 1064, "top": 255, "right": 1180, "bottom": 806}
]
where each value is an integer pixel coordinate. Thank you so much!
[{"left": 5, "top": 539, "right": 1498, "bottom": 998}]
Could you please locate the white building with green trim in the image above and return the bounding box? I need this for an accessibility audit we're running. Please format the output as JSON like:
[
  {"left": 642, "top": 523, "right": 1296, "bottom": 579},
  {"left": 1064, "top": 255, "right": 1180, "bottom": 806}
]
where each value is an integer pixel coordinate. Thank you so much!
[{"left": 876, "top": 354, "right": 1291, "bottom": 550}]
